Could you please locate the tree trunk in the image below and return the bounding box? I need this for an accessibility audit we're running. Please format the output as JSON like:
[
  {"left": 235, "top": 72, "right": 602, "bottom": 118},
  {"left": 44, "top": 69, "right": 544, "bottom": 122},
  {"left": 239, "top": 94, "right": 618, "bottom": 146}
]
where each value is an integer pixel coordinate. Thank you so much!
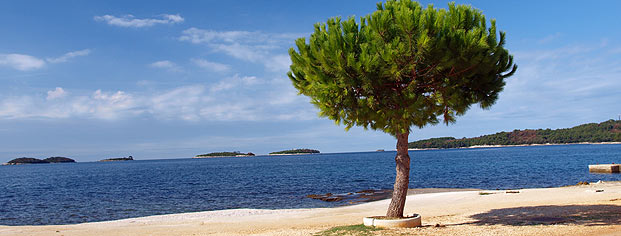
[{"left": 386, "top": 131, "right": 411, "bottom": 218}]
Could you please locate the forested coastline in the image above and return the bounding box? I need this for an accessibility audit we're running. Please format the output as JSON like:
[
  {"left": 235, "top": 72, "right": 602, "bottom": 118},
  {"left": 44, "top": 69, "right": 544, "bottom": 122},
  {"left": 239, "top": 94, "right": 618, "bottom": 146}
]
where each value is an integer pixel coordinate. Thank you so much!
[{"left": 408, "top": 120, "right": 621, "bottom": 149}]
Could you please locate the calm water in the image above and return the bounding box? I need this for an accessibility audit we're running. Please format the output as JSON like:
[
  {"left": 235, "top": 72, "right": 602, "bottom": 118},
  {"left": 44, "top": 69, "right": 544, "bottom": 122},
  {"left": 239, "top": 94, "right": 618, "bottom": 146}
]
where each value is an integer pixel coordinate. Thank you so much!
[{"left": 1, "top": 144, "right": 620, "bottom": 225}]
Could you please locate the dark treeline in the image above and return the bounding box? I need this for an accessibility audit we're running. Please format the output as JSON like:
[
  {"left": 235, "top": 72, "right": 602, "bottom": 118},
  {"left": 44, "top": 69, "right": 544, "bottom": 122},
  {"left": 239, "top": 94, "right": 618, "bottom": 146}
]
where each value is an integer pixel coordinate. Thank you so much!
[
  {"left": 409, "top": 120, "right": 621, "bottom": 149},
  {"left": 269, "top": 149, "right": 320, "bottom": 155},
  {"left": 195, "top": 152, "right": 255, "bottom": 157},
  {"left": 100, "top": 156, "right": 134, "bottom": 162}
]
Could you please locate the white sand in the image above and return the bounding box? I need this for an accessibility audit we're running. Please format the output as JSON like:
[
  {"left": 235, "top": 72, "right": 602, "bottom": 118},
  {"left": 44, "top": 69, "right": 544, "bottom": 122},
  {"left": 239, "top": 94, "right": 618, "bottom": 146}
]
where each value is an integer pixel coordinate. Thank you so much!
[{"left": 1, "top": 182, "right": 620, "bottom": 236}]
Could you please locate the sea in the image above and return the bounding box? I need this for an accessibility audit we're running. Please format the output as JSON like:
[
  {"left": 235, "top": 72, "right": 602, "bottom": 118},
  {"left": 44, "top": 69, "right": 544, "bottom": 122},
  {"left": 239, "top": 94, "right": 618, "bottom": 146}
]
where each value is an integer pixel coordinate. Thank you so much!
[{"left": 1, "top": 144, "right": 620, "bottom": 226}]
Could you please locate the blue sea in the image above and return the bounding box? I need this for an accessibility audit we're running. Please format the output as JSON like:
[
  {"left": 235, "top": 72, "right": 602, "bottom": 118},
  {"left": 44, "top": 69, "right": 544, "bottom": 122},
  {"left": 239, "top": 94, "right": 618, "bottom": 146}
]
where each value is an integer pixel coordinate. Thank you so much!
[{"left": 1, "top": 144, "right": 620, "bottom": 226}]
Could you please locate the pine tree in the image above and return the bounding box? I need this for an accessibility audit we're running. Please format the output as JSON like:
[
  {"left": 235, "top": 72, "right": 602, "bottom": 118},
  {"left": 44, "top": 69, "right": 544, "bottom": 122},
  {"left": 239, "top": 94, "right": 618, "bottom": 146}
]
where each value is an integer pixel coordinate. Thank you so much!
[{"left": 288, "top": 0, "right": 516, "bottom": 218}]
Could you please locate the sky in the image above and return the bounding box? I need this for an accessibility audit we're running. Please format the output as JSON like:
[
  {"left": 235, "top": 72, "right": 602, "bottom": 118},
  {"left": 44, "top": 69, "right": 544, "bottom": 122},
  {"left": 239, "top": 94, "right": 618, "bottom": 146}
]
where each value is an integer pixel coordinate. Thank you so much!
[{"left": 1, "top": 0, "right": 620, "bottom": 162}]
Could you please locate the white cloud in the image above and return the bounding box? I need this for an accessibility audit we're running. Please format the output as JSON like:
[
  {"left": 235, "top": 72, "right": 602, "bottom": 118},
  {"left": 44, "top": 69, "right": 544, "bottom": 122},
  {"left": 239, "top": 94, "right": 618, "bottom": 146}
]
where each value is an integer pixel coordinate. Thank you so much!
[
  {"left": 150, "top": 60, "right": 175, "bottom": 68},
  {"left": 46, "top": 49, "right": 91, "bottom": 63},
  {"left": 191, "top": 58, "right": 230, "bottom": 72},
  {"left": 94, "top": 14, "right": 184, "bottom": 28},
  {"left": 210, "top": 74, "right": 259, "bottom": 92},
  {"left": 0, "top": 50, "right": 91, "bottom": 71},
  {"left": 241, "top": 76, "right": 258, "bottom": 85},
  {"left": 0, "top": 54, "right": 45, "bottom": 71},
  {"left": 84, "top": 90, "right": 138, "bottom": 119},
  {"left": 149, "top": 60, "right": 182, "bottom": 72},
  {"left": 179, "top": 28, "right": 254, "bottom": 44},
  {"left": 210, "top": 43, "right": 266, "bottom": 62},
  {"left": 148, "top": 86, "right": 210, "bottom": 121},
  {"left": 0, "top": 96, "right": 35, "bottom": 118},
  {"left": 210, "top": 80, "right": 235, "bottom": 92},
  {"left": 46, "top": 87, "right": 67, "bottom": 100},
  {"left": 179, "top": 28, "right": 302, "bottom": 71}
]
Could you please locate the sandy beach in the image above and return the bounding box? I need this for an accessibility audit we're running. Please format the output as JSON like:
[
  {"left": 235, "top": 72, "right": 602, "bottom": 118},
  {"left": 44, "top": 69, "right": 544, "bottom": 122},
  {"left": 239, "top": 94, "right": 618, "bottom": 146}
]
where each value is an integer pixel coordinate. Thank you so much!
[{"left": 1, "top": 182, "right": 620, "bottom": 236}]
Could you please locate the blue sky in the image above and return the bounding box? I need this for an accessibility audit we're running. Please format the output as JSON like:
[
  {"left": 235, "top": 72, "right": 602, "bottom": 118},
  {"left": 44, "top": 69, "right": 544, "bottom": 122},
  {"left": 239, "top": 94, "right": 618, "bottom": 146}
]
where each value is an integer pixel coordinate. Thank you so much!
[{"left": 1, "top": 0, "right": 620, "bottom": 162}]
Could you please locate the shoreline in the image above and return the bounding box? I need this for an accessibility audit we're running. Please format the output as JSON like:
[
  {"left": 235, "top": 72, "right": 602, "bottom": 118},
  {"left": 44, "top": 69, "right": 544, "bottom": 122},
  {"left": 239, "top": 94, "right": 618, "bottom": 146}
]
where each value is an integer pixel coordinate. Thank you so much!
[
  {"left": 408, "top": 141, "right": 621, "bottom": 151},
  {"left": 2, "top": 182, "right": 620, "bottom": 235}
]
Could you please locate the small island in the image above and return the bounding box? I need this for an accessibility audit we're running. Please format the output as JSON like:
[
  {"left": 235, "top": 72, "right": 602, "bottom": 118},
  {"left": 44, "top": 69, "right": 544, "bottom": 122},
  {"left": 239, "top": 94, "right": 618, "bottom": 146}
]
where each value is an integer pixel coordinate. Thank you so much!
[
  {"left": 269, "top": 149, "right": 320, "bottom": 155},
  {"left": 194, "top": 152, "right": 255, "bottom": 158},
  {"left": 100, "top": 156, "right": 134, "bottom": 162},
  {"left": 3, "top": 157, "right": 76, "bottom": 165}
]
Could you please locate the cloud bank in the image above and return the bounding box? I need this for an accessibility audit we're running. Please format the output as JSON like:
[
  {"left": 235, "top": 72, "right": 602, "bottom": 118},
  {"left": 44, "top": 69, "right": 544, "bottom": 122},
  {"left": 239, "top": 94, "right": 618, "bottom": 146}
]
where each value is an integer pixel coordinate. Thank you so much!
[{"left": 0, "top": 75, "right": 311, "bottom": 121}]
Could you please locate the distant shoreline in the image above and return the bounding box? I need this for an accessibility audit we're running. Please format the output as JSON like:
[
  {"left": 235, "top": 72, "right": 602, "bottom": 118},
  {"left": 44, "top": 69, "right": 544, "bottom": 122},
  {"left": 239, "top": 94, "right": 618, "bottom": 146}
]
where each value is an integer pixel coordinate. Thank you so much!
[{"left": 408, "top": 141, "right": 621, "bottom": 151}]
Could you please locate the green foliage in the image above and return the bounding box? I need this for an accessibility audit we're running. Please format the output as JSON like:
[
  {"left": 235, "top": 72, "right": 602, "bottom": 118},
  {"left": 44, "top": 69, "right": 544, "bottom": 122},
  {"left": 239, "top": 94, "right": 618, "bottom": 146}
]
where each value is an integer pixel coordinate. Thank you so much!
[
  {"left": 195, "top": 152, "right": 255, "bottom": 157},
  {"left": 313, "top": 224, "right": 382, "bottom": 236},
  {"left": 269, "top": 149, "right": 320, "bottom": 155},
  {"left": 408, "top": 120, "right": 621, "bottom": 149},
  {"left": 288, "top": 0, "right": 516, "bottom": 136}
]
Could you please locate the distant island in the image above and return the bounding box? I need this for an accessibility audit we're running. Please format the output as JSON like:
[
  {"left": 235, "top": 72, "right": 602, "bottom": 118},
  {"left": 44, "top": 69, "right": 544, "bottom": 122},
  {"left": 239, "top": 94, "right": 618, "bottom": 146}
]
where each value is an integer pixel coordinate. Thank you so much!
[
  {"left": 100, "top": 156, "right": 134, "bottom": 162},
  {"left": 269, "top": 149, "right": 320, "bottom": 155},
  {"left": 3, "top": 157, "right": 76, "bottom": 165},
  {"left": 409, "top": 119, "right": 621, "bottom": 149},
  {"left": 43, "top": 157, "right": 76, "bottom": 163},
  {"left": 194, "top": 152, "right": 255, "bottom": 158}
]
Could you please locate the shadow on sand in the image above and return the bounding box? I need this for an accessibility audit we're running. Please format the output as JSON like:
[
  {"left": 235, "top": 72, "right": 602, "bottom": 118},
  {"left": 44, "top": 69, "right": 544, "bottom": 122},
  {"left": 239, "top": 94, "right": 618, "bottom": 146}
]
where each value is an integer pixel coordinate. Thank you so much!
[{"left": 463, "top": 204, "right": 621, "bottom": 226}]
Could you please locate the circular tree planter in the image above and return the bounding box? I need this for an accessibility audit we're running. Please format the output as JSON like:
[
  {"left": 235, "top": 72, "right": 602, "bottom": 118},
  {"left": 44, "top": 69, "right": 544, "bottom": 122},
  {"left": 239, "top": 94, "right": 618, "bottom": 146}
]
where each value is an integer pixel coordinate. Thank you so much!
[{"left": 363, "top": 214, "right": 421, "bottom": 228}]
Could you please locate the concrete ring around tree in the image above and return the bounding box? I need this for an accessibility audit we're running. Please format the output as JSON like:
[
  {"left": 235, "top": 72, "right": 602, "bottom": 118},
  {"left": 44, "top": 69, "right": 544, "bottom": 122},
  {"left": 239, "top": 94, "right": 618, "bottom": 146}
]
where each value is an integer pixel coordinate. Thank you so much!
[{"left": 363, "top": 214, "right": 422, "bottom": 228}]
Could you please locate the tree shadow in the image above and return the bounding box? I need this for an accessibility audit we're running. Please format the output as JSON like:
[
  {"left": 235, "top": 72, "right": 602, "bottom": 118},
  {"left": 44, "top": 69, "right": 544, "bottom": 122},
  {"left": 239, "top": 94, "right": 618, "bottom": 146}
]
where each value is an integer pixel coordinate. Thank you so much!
[{"left": 464, "top": 205, "right": 621, "bottom": 226}]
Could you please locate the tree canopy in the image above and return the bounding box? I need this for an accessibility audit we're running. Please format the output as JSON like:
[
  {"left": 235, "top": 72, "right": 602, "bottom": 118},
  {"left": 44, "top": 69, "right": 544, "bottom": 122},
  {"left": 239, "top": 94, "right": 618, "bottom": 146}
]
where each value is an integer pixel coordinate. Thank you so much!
[{"left": 288, "top": 0, "right": 517, "bottom": 136}]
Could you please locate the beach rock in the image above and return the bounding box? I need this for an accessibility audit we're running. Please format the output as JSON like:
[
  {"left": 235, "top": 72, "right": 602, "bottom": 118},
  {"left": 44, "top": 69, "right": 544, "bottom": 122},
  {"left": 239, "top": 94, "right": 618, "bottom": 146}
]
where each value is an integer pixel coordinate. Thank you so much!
[
  {"left": 356, "top": 189, "right": 377, "bottom": 194},
  {"left": 306, "top": 193, "right": 343, "bottom": 202},
  {"left": 323, "top": 197, "right": 343, "bottom": 202},
  {"left": 306, "top": 189, "right": 392, "bottom": 203}
]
